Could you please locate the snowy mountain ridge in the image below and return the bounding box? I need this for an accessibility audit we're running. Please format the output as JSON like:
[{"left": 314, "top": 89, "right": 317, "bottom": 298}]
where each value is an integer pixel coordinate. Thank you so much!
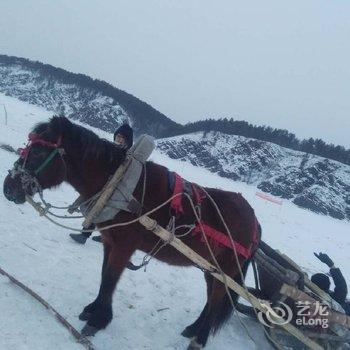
[
  {"left": 0, "top": 55, "right": 179, "bottom": 136},
  {"left": 157, "top": 132, "right": 350, "bottom": 221}
]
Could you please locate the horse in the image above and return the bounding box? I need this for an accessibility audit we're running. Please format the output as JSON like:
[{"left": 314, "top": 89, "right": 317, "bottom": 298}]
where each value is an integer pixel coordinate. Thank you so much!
[{"left": 3, "top": 116, "right": 261, "bottom": 349}]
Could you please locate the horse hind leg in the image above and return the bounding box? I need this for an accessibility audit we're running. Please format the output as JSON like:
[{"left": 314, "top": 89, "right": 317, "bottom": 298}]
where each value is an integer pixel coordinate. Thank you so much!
[
  {"left": 181, "top": 272, "right": 213, "bottom": 339},
  {"left": 186, "top": 279, "right": 228, "bottom": 349},
  {"left": 187, "top": 259, "right": 250, "bottom": 349}
]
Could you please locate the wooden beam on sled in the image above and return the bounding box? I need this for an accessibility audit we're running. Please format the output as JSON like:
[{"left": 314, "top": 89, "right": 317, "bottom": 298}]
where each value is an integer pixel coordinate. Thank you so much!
[
  {"left": 82, "top": 155, "right": 133, "bottom": 229},
  {"left": 273, "top": 250, "right": 333, "bottom": 304},
  {"left": 254, "top": 248, "right": 301, "bottom": 286},
  {"left": 280, "top": 284, "right": 350, "bottom": 329},
  {"left": 259, "top": 242, "right": 333, "bottom": 304},
  {"left": 138, "top": 215, "right": 324, "bottom": 350}
]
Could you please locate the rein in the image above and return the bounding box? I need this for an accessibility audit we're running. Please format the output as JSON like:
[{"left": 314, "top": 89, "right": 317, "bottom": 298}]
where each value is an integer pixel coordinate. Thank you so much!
[{"left": 34, "top": 148, "right": 62, "bottom": 175}]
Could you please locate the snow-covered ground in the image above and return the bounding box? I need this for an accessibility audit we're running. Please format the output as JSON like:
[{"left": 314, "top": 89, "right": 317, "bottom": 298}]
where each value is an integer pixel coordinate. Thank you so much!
[{"left": 0, "top": 93, "right": 349, "bottom": 350}]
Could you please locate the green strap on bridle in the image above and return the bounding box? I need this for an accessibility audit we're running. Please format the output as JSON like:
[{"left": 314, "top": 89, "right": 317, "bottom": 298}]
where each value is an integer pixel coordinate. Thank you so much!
[{"left": 35, "top": 149, "right": 60, "bottom": 175}]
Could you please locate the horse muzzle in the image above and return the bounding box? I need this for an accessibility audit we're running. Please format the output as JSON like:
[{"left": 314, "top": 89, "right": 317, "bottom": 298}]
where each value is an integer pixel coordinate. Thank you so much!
[{"left": 3, "top": 173, "right": 27, "bottom": 204}]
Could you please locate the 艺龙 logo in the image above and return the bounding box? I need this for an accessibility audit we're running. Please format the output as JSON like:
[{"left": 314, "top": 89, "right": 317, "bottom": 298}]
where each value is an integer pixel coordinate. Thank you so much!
[{"left": 258, "top": 301, "right": 293, "bottom": 328}]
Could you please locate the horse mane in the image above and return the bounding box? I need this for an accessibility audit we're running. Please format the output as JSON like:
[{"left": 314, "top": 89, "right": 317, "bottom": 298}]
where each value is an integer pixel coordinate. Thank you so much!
[{"left": 32, "top": 116, "right": 126, "bottom": 170}]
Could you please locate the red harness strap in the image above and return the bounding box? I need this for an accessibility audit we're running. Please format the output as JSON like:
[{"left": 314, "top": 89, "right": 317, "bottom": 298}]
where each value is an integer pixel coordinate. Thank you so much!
[
  {"left": 169, "top": 172, "right": 257, "bottom": 259},
  {"left": 19, "top": 133, "right": 62, "bottom": 158},
  {"left": 171, "top": 173, "right": 185, "bottom": 214},
  {"left": 192, "top": 183, "right": 206, "bottom": 204},
  {"left": 192, "top": 223, "right": 253, "bottom": 259}
]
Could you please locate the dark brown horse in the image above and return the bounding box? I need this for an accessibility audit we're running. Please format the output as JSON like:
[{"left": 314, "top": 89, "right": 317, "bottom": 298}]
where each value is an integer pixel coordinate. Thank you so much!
[{"left": 3, "top": 116, "right": 261, "bottom": 349}]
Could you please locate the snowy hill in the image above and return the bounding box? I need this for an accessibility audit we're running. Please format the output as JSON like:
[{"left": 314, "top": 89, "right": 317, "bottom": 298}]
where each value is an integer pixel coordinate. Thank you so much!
[
  {"left": 157, "top": 132, "right": 350, "bottom": 221},
  {"left": 0, "top": 55, "right": 179, "bottom": 137},
  {"left": 0, "top": 94, "right": 349, "bottom": 350}
]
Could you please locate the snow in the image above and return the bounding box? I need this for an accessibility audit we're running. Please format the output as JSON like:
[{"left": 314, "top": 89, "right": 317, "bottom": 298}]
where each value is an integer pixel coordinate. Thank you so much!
[{"left": 0, "top": 93, "right": 349, "bottom": 349}]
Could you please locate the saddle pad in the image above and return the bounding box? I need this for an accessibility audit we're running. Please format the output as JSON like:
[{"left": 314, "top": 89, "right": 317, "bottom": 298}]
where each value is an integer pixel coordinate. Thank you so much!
[{"left": 80, "top": 134, "right": 155, "bottom": 223}]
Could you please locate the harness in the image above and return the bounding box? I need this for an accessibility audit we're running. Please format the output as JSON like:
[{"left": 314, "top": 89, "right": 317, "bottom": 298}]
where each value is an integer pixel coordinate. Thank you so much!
[
  {"left": 10, "top": 133, "right": 65, "bottom": 195},
  {"left": 18, "top": 133, "right": 64, "bottom": 175},
  {"left": 169, "top": 172, "right": 258, "bottom": 259}
]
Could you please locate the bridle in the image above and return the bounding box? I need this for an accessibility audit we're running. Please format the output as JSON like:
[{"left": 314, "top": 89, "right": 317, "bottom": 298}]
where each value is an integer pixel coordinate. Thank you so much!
[{"left": 9, "top": 133, "right": 66, "bottom": 195}]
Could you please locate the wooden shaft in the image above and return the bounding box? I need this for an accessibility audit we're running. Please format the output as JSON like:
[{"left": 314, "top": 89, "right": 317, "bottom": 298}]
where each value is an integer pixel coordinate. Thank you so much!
[
  {"left": 82, "top": 155, "right": 132, "bottom": 228},
  {"left": 139, "top": 215, "right": 324, "bottom": 350}
]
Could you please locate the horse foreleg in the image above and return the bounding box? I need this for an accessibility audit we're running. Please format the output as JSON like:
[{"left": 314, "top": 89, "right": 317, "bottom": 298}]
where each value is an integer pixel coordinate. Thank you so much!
[
  {"left": 79, "top": 242, "right": 111, "bottom": 321},
  {"left": 80, "top": 239, "right": 137, "bottom": 336}
]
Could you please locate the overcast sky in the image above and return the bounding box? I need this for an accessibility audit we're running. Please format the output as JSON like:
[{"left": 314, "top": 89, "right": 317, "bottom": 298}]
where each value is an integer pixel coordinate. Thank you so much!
[{"left": 1, "top": 0, "right": 349, "bottom": 147}]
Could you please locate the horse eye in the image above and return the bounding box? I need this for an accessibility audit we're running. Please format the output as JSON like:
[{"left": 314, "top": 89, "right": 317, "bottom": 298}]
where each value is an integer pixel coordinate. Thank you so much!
[{"left": 31, "top": 148, "right": 43, "bottom": 157}]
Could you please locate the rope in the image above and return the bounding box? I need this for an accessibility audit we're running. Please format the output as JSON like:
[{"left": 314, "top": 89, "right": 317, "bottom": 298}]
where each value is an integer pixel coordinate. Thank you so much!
[
  {"left": 32, "top": 161, "right": 147, "bottom": 221},
  {"left": 252, "top": 259, "right": 260, "bottom": 291},
  {"left": 26, "top": 193, "right": 184, "bottom": 233},
  {"left": 38, "top": 189, "right": 102, "bottom": 216},
  {"left": 0, "top": 266, "right": 95, "bottom": 350},
  {"left": 141, "top": 163, "right": 147, "bottom": 209}
]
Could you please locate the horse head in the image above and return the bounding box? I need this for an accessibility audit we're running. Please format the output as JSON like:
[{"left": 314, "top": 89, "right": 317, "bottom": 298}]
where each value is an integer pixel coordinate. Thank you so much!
[
  {"left": 3, "top": 115, "right": 127, "bottom": 204},
  {"left": 3, "top": 116, "right": 69, "bottom": 204}
]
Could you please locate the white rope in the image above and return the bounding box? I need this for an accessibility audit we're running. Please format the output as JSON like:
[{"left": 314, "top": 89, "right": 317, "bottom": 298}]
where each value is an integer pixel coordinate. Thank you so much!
[{"left": 26, "top": 193, "right": 184, "bottom": 233}]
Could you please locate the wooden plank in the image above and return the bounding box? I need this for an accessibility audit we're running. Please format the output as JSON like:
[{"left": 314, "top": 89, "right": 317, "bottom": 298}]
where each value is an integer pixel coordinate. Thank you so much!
[
  {"left": 139, "top": 215, "right": 324, "bottom": 350},
  {"left": 280, "top": 284, "right": 350, "bottom": 329},
  {"left": 82, "top": 155, "right": 133, "bottom": 228},
  {"left": 304, "top": 331, "right": 346, "bottom": 342},
  {"left": 255, "top": 249, "right": 300, "bottom": 285},
  {"left": 275, "top": 251, "right": 333, "bottom": 304}
]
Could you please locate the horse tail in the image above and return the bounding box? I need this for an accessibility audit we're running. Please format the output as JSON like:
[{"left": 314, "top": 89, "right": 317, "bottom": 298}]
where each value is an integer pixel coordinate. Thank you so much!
[
  {"left": 211, "top": 220, "right": 262, "bottom": 333},
  {"left": 211, "top": 258, "right": 251, "bottom": 333}
]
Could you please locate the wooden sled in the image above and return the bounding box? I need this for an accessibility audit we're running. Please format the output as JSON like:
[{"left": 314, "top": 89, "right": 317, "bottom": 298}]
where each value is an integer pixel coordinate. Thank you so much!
[{"left": 235, "top": 241, "right": 350, "bottom": 350}]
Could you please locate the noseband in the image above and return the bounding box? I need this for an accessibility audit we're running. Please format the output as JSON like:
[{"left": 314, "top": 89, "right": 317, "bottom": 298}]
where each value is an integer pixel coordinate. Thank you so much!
[{"left": 9, "top": 133, "right": 66, "bottom": 195}]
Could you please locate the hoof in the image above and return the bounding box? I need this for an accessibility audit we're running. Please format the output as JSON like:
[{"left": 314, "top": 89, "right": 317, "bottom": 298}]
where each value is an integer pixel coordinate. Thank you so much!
[
  {"left": 92, "top": 235, "right": 102, "bottom": 243},
  {"left": 81, "top": 324, "right": 99, "bottom": 337},
  {"left": 79, "top": 310, "right": 92, "bottom": 321},
  {"left": 187, "top": 339, "right": 202, "bottom": 350},
  {"left": 181, "top": 326, "right": 196, "bottom": 339},
  {"left": 70, "top": 233, "right": 88, "bottom": 244}
]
